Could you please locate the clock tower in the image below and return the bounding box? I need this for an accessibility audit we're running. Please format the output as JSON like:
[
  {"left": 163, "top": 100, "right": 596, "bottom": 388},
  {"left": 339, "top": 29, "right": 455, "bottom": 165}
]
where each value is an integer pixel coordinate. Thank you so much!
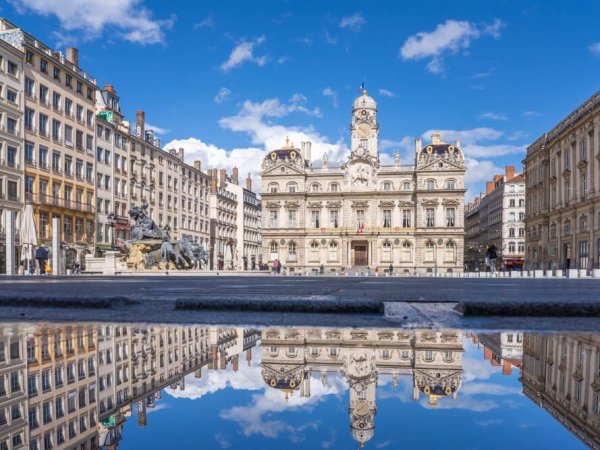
[{"left": 350, "top": 91, "right": 379, "bottom": 159}]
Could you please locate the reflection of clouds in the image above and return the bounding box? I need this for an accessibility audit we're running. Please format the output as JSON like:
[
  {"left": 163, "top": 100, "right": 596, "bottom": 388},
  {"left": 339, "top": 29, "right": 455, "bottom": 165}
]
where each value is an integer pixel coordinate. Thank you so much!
[
  {"left": 477, "top": 419, "right": 504, "bottom": 427},
  {"left": 167, "top": 350, "right": 264, "bottom": 400},
  {"left": 215, "top": 433, "right": 231, "bottom": 449},
  {"left": 462, "top": 352, "right": 497, "bottom": 383},
  {"left": 376, "top": 440, "right": 393, "bottom": 448},
  {"left": 220, "top": 374, "right": 347, "bottom": 441},
  {"left": 146, "top": 403, "right": 170, "bottom": 414},
  {"left": 460, "top": 383, "right": 522, "bottom": 397}
]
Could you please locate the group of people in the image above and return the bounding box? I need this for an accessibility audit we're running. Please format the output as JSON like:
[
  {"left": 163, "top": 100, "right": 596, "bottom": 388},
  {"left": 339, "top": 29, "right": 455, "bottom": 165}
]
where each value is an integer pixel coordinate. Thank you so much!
[{"left": 272, "top": 259, "right": 283, "bottom": 274}]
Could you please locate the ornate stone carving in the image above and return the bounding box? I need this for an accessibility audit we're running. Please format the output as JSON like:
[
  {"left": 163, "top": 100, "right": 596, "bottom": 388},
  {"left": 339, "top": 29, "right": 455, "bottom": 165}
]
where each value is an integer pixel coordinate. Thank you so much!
[
  {"left": 326, "top": 201, "right": 342, "bottom": 209},
  {"left": 379, "top": 200, "right": 396, "bottom": 207},
  {"left": 351, "top": 200, "right": 369, "bottom": 208},
  {"left": 308, "top": 201, "right": 323, "bottom": 209}
]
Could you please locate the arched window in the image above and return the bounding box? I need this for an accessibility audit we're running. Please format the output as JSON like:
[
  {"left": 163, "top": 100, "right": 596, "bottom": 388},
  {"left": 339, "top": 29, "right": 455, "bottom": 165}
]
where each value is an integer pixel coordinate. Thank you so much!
[
  {"left": 446, "top": 179, "right": 456, "bottom": 189},
  {"left": 329, "top": 183, "right": 339, "bottom": 192},
  {"left": 424, "top": 241, "right": 435, "bottom": 262},
  {"left": 382, "top": 181, "right": 392, "bottom": 191},
  {"left": 381, "top": 241, "right": 392, "bottom": 262},
  {"left": 311, "top": 183, "right": 321, "bottom": 192},
  {"left": 269, "top": 242, "right": 278, "bottom": 260},
  {"left": 426, "top": 179, "right": 435, "bottom": 190},
  {"left": 328, "top": 241, "right": 338, "bottom": 261},
  {"left": 287, "top": 182, "right": 297, "bottom": 193},
  {"left": 402, "top": 181, "right": 411, "bottom": 191},
  {"left": 401, "top": 242, "right": 412, "bottom": 263},
  {"left": 309, "top": 241, "right": 319, "bottom": 262},
  {"left": 444, "top": 241, "right": 456, "bottom": 262},
  {"left": 288, "top": 242, "right": 297, "bottom": 262}
]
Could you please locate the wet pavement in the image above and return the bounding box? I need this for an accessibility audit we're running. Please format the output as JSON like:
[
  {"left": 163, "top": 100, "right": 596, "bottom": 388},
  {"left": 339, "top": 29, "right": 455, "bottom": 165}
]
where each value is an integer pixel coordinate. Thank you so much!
[{"left": 0, "top": 321, "right": 598, "bottom": 450}]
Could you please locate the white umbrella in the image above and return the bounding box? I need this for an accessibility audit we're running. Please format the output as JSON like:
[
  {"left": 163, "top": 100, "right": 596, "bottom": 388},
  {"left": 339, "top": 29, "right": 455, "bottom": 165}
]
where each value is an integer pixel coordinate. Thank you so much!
[{"left": 19, "top": 204, "right": 38, "bottom": 274}]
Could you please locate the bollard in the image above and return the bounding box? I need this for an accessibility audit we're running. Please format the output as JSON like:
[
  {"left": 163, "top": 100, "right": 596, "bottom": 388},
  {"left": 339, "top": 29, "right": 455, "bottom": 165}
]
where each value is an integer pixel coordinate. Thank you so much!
[
  {"left": 578, "top": 269, "right": 587, "bottom": 278},
  {"left": 555, "top": 269, "right": 563, "bottom": 278},
  {"left": 534, "top": 270, "right": 544, "bottom": 278},
  {"left": 566, "top": 269, "right": 578, "bottom": 279},
  {"left": 593, "top": 269, "right": 600, "bottom": 279}
]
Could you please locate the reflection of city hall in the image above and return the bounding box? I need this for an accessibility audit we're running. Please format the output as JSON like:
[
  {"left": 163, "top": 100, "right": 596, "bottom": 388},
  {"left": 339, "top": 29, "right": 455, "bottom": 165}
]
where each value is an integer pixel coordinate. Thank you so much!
[
  {"left": 260, "top": 328, "right": 464, "bottom": 446},
  {"left": 261, "top": 92, "right": 466, "bottom": 273}
]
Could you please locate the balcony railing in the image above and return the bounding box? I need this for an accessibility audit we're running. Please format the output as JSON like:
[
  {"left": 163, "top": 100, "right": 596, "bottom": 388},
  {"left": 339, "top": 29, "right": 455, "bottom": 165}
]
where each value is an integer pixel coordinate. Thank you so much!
[
  {"left": 24, "top": 193, "right": 96, "bottom": 213},
  {"left": 0, "top": 159, "right": 20, "bottom": 169}
]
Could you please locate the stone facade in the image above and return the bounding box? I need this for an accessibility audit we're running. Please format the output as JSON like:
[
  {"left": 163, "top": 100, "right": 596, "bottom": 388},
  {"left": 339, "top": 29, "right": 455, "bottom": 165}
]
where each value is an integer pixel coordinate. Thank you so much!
[
  {"left": 464, "top": 166, "right": 526, "bottom": 271},
  {"left": 524, "top": 90, "right": 600, "bottom": 271},
  {"left": 0, "top": 38, "right": 24, "bottom": 274},
  {"left": 0, "top": 19, "right": 98, "bottom": 272},
  {"left": 208, "top": 169, "right": 238, "bottom": 270},
  {"left": 260, "top": 92, "right": 465, "bottom": 274}
]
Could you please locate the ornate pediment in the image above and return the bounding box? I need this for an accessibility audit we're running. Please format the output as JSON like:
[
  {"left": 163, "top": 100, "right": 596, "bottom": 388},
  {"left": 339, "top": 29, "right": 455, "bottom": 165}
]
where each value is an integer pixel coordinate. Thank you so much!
[
  {"left": 265, "top": 201, "right": 281, "bottom": 209},
  {"left": 326, "top": 201, "right": 342, "bottom": 209},
  {"left": 442, "top": 198, "right": 460, "bottom": 206},
  {"left": 398, "top": 200, "right": 414, "bottom": 207},
  {"left": 284, "top": 200, "right": 301, "bottom": 209},
  {"left": 351, "top": 200, "right": 369, "bottom": 208},
  {"left": 421, "top": 199, "right": 439, "bottom": 207},
  {"left": 417, "top": 153, "right": 464, "bottom": 171},
  {"left": 262, "top": 161, "right": 305, "bottom": 176},
  {"left": 308, "top": 201, "right": 323, "bottom": 209},
  {"left": 379, "top": 200, "right": 396, "bottom": 207}
]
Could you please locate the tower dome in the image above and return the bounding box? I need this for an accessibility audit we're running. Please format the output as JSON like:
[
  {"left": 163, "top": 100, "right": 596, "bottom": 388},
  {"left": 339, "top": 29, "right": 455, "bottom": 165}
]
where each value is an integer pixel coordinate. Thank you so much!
[{"left": 352, "top": 91, "right": 377, "bottom": 111}]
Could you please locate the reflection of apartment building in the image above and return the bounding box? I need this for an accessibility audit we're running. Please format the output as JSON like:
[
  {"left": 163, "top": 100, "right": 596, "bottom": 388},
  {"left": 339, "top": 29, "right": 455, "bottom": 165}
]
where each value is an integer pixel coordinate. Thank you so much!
[
  {"left": 1, "top": 19, "right": 98, "bottom": 270},
  {"left": 0, "top": 326, "right": 28, "bottom": 450},
  {"left": 25, "top": 325, "right": 98, "bottom": 450},
  {"left": 464, "top": 167, "right": 526, "bottom": 271},
  {"left": 525, "top": 91, "right": 600, "bottom": 271},
  {"left": 522, "top": 334, "right": 600, "bottom": 450},
  {"left": 260, "top": 328, "right": 463, "bottom": 447},
  {"left": 0, "top": 37, "right": 25, "bottom": 274},
  {"left": 472, "top": 332, "right": 523, "bottom": 376}
]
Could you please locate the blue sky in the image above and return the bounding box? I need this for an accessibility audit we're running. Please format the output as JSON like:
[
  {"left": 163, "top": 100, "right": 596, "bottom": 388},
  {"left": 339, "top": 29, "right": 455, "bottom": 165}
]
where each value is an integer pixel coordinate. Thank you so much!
[
  {"left": 3, "top": 0, "right": 600, "bottom": 198},
  {"left": 116, "top": 337, "right": 587, "bottom": 449}
]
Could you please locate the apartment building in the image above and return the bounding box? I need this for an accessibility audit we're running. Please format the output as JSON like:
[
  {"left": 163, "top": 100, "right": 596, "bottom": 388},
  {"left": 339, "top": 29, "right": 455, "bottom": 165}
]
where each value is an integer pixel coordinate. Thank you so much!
[
  {"left": 208, "top": 169, "right": 237, "bottom": 270},
  {"left": 464, "top": 166, "right": 526, "bottom": 271},
  {"left": 0, "top": 38, "right": 24, "bottom": 274},
  {"left": 525, "top": 90, "right": 600, "bottom": 271},
  {"left": 0, "top": 19, "right": 98, "bottom": 272}
]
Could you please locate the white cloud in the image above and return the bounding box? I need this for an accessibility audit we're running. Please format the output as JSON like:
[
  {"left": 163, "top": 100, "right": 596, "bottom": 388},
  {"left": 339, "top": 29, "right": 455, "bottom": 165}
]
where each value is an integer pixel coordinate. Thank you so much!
[
  {"left": 215, "top": 433, "right": 231, "bottom": 449},
  {"left": 339, "top": 13, "right": 366, "bottom": 32},
  {"left": 221, "top": 36, "right": 268, "bottom": 72},
  {"left": 194, "top": 13, "right": 214, "bottom": 30},
  {"left": 378, "top": 88, "right": 395, "bottom": 98},
  {"left": 470, "top": 71, "right": 492, "bottom": 79},
  {"left": 523, "top": 110, "right": 543, "bottom": 118},
  {"left": 322, "top": 87, "right": 338, "bottom": 108},
  {"left": 144, "top": 122, "right": 170, "bottom": 135},
  {"left": 9, "top": 0, "right": 174, "bottom": 44},
  {"left": 214, "top": 87, "right": 232, "bottom": 104},
  {"left": 590, "top": 42, "right": 600, "bottom": 55},
  {"left": 219, "top": 97, "right": 348, "bottom": 168},
  {"left": 479, "top": 112, "right": 508, "bottom": 121},
  {"left": 400, "top": 19, "right": 504, "bottom": 73}
]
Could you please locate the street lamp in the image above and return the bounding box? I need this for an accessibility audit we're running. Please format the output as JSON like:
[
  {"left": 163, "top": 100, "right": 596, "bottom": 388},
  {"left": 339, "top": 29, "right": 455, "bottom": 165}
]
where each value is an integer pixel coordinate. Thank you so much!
[{"left": 107, "top": 213, "right": 116, "bottom": 250}]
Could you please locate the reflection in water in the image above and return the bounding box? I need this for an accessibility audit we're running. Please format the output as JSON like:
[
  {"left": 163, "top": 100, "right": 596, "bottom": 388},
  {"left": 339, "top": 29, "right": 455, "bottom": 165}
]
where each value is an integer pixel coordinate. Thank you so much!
[{"left": 0, "top": 324, "right": 597, "bottom": 449}]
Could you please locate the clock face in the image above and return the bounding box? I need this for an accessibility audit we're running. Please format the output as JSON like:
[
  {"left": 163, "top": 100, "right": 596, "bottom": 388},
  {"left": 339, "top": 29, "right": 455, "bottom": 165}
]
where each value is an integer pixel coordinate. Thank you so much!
[
  {"left": 355, "top": 401, "right": 370, "bottom": 417},
  {"left": 357, "top": 123, "right": 371, "bottom": 138}
]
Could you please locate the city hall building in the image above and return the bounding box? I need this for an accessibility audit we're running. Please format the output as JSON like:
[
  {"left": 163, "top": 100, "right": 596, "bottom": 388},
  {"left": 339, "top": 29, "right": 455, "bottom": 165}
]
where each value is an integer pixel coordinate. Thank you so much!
[{"left": 260, "top": 92, "right": 466, "bottom": 274}]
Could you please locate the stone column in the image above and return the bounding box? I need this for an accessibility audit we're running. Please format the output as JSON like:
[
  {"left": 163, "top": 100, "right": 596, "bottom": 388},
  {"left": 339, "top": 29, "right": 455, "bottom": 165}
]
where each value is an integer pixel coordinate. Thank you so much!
[
  {"left": 5, "top": 210, "right": 15, "bottom": 275},
  {"left": 52, "top": 217, "right": 60, "bottom": 276}
]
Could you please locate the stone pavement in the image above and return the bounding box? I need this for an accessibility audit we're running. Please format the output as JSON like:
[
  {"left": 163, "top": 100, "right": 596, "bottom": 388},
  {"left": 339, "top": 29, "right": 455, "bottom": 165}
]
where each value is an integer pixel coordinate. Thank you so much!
[{"left": 0, "top": 275, "right": 599, "bottom": 330}]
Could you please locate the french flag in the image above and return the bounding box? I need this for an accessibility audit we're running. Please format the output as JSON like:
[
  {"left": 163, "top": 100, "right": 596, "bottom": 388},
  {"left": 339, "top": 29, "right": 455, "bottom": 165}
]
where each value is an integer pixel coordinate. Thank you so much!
[{"left": 358, "top": 81, "right": 365, "bottom": 93}]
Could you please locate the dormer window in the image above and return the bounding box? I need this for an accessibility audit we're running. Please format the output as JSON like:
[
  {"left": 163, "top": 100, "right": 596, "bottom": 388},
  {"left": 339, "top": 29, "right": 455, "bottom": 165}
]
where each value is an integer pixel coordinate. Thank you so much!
[
  {"left": 330, "top": 183, "right": 339, "bottom": 192},
  {"left": 426, "top": 179, "right": 435, "bottom": 190},
  {"left": 311, "top": 183, "right": 321, "bottom": 192},
  {"left": 383, "top": 181, "right": 392, "bottom": 191},
  {"left": 446, "top": 179, "right": 455, "bottom": 190}
]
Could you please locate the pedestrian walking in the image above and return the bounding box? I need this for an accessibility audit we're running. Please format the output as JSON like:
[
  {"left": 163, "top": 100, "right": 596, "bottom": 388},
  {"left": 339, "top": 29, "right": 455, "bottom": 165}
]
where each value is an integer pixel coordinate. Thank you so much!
[
  {"left": 276, "top": 259, "right": 281, "bottom": 275},
  {"left": 35, "top": 246, "right": 49, "bottom": 275},
  {"left": 389, "top": 264, "right": 393, "bottom": 275},
  {"left": 486, "top": 243, "right": 498, "bottom": 274}
]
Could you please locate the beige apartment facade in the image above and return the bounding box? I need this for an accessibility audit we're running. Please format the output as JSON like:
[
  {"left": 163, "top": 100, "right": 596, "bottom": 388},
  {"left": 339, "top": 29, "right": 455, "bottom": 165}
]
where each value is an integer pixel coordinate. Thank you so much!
[
  {"left": 525, "top": 90, "right": 600, "bottom": 271},
  {"left": 0, "top": 38, "right": 24, "bottom": 274},
  {"left": 0, "top": 19, "right": 98, "bottom": 272},
  {"left": 261, "top": 92, "right": 466, "bottom": 274}
]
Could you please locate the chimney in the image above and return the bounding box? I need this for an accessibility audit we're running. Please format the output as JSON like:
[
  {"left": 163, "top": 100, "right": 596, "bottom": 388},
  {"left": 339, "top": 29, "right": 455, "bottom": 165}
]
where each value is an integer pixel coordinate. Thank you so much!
[
  {"left": 66, "top": 47, "right": 79, "bottom": 66},
  {"left": 431, "top": 131, "right": 442, "bottom": 145},
  {"left": 232, "top": 355, "right": 239, "bottom": 372},
  {"left": 219, "top": 352, "right": 227, "bottom": 370},
  {"left": 300, "top": 141, "right": 306, "bottom": 157},
  {"left": 502, "top": 360, "right": 513, "bottom": 376},
  {"left": 211, "top": 171, "right": 217, "bottom": 193},
  {"left": 483, "top": 347, "right": 492, "bottom": 361},
  {"left": 210, "top": 344, "right": 218, "bottom": 361},
  {"left": 505, "top": 165, "right": 516, "bottom": 181},
  {"left": 232, "top": 167, "right": 239, "bottom": 185},
  {"left": 415, "top": 138, "right": 422, "bottom": 153},
  {"left": 194, "top": 160, "right": 202, "bottom": 171},
  {"left": 178, "top": 147, "right": 185, "bottom": 161},
  {"left": 145, "top": 129, "right": 154, "bottom": 144},
  {"left": 305, "top": 141, "right": 312, "bottom": 163},
  {"left": 486, "top": 181, "right": 494, "bottom": 195},
  {"left": 246, "top": 349, "right": 252, "bottom": 366},
  {"left": 103, "top": 84, "right": 116, "bottom": 95},
  {"left": 493, "top": 175, "right": 502, "bottom": 184},
  {"left": 246, "top": 173, "right": 252, "bottom": 191},
  {"left": 135, "top": 110, "right": 145, "bottom": 138},
  {"left": 219, "top": 169, "right": 227, "bottom": 188},
  {"left": 154, "top": 138, "right": 161, "bottom": 148},
  {"left": 194, "top": 368, "right": 202, "bottom": 379}
]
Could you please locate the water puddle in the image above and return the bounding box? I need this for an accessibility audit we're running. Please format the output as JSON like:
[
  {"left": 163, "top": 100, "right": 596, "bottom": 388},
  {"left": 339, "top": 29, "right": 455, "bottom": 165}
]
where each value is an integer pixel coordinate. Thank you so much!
[{"left": 0, "top": 322, "right": 598, "bottom": 449}]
